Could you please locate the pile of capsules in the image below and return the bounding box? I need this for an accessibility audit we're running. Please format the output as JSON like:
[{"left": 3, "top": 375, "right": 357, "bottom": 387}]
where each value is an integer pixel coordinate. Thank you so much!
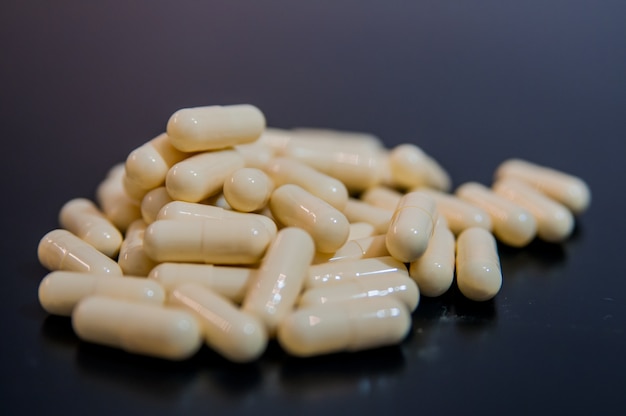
[{"left": 36, "top": 104, "right": 591, "bottom": 363}]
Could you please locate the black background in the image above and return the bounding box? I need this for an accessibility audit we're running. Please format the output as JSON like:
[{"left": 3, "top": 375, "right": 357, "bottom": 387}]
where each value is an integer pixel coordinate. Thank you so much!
[{"left": 1, "top": 1, "right": 625, "bottom": 415}]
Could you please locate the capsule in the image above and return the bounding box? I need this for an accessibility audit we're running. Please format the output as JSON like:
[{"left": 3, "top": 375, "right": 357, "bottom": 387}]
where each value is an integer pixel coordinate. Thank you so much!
[
  {"left": 388, "top": 144, "right": 451, "bottom": 191},
  {"left": 140, "top": 187, "right": 173, "bottom": 224},
  {"left": 306, "top": 256, "right": 407, "bottom": 288},
  {"left": 59, "top": 198, "right": 123, "bottom": 258},
  {"left": 223, "top": 167, "right": 274, "bottom": 212},
  {"left": 343, "top": 199, "right": 393, "bottom": 234},
  {"left": 95, "top": 163, "right": 142, "bottom": 232},
  {"left": 313, "top": 235, "right": 390, "bottom": 263},
  {"left": 242, "top": 227, "right": 315, "bottom": 335},
  {"left": 143, "top": 219, "right": 271, "bottom": 265},
  {"left": 125, "top": 133, "right": 189, "bottom": 190},
  {"left": 386, "top": 191, "right": 438, "bottom": 263},
  {"left": 265, "top": 157, "right": 349, "bottom": 210},
  {"left": 418, "top": 188, "right": 492, "bottom": 235},
  {"left": 149, "top": 263, "right": 252, "bottom": 303},
  {"left": 38, "top": 271, "right": 165, "bottom": 316},
  {"left": 360, "top": 186, "right": 403, "bottom": 211},
  {"left": 166, "top": 149, "right": 245, "bottom": 202},
  {"left": 277, "top": 297, "right": 411, "bottom": 357},
  {"left": 170, "top": 284, "right": 268, "bottom": 363},
  {"left": 122, "top": 170, "right": 151, "bottom": 202},
  {"left": 269, "top": 184, "right": 349, "bottom": 253},
  {"left": 38, "top": 229, "right": 122, "bottom": 275},
  {"left": 72, "top": 296, "right": 202, "bottom": 361},
  {"left": 347, "top": 222, "right": 376, "bottom": 241},
  {"left": 409, "top": 220, "right": 456, "bottom": 297},
  {"left": 456, "top": 182, "right": 537, "bottom": 247},
  {"left": 456, "top": 227, "right": 502, "bottom": 301},
  {"left": 299, "top": 272, "right": 419, "bottom": 312},
  {"left": 493, "top": 177, "right": 574, "bottom": 243},
  {"left": 234, "top": 141, "right": 276, "bottom": 169},
  {"left": 494, "top": 159, "right": 591, "bottom": 215},
  {"left": 117, "top": 220, "right": 157, "bottom": 277},
  {"left": 167, "top": 104, "right": 266, "bottom": 152}
]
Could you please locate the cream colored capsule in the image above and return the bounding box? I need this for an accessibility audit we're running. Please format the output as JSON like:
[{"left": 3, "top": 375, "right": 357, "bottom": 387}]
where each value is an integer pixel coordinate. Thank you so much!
[
  {"left": 299, "top": 272, "right": 419, "bottom": 311},
  {"left": 95, "top": 163, "right": 141, "bottom": 232},
  {"left": 313, "top": 235, "right": 390, "bottom": 263},
  {"left": 456, "top": 182, "right": 537, "bottom": 247},
  {"left": 59, "top": 198, "right": 123, "bottom": 258},
  {"left": 167, "top": 104, "right": 266, "bottom": 152},
  {"left": 494, "top": 158, "right": 591, "bottom": 214},
  {"left": 170, "top": 284, "right": 267, "bottom": 363},
  {"left": 143, "top": 219, "right": 271, "bottom": 265},
  {"left": 265, "top": 157, "right": 349, "bottom": 210},
  {"left": 306, "top": 256, "right": 407, "bottom": 288},
  {"left": 72, "top": 296, "right": 202, "bottom": 361},
  {"left": 269, "top": 184, "right": 349, "bottom": 253},
  {"left": 291, "top": 128, "right": 384, "bottom": 149},
  {"left": 223, "top": 167, "right": 274, "bottom": 212},
  {"left": 140, "top": 187, "right": 173, "bottom": 224},
  {"left": 256, "top": 127, "right": 293, "bottom": 154},
  {"left": 117, "top": 220, "right": 157, "bottom": 277},
  {"left": 343, "top": 199, "right": 393, "bottom": 234},
  {"left": 149, "top": 263, "right": 252, "bottom": 303},
  {"left": 125, "top": 133, "right": 189, "bottom": 190},
  {"left": 38, "top": 229, "right": 122, "bottom": 275},
  {"left": 234, "top": 141, "right": 276, "bottom": 169},
  {"left": 418, "top": 188, "right": 492, "bottom": 235},
  {"left": 493, "top": 177, "right": 574, "bottom": 243},
  {"left": 166, "top": 149, "right": 245, "bottom": 202},
  {"left": 38, "top": 271, "right": 165, "bottom": 316},
  {"left": 360, "top": 186, "right": 403, "bottom": 211},
  {"left": 456, "top": 227, "right": 502, "bottom": 301},
  {"left": 242, "top": 227, "right": 315, "bottom": 335},
  {"left": 277, "top": 297, "right": 410, "bottom": 357},
  {"left": 388, "top": 144, "right": 451, "bottom": 191},
  {"left": 409, "top": 220, "right": 456, "bottom": 297},
  {"left": 348, "top": 222, "right": 376, "bottom": 241},
  {"left": 386, "top": 191, "right": 438, "bottom": 263}
]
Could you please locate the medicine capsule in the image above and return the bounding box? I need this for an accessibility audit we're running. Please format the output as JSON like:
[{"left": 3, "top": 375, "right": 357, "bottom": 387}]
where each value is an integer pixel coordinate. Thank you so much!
[
  {"left": 388, "top": 144, "right": 451, "bottom": 191},
  {"left": 313, "top": 235, "right": 390, "bottom": 263},
  {"left": 493, "top": 177, "right": 574, "bottom": 243},
  {"left": 256, "top": 127, "right": 293, "bottom": 154},
  {"left": 277, "top": 297, "right": 410, "bottom": 357},
  {"left": 242, "top": 227, "right": 315, "bottom": 335},
  {"left": 347, "top": 222, "right": 376, "bottom": 241},
  {"left": 299, "top": 271, "right": 419, "bottom": 312},
  {"left": 125, "top": 133, "right": 189, "bottom": 190},
  {"left": 386, "top": 191, "right": 438, "bottom": 263},
  {"left": 117, "top": 220, "right": 156, "bottom": 277},
  {"left": 343, "top": 199, "right": 393, "bottom": 234},
  {"left": 234, "top": 141, "right": 276, "bottom": 169},
  {"left": 291, "top": 127, "right": 384, "bottom": 150},
  {"left": 143, "top": 218, "right": 271, "bottom": 265},
  {"left": 72, "top": 296, "right": 202, "bottom": 361},
  {"left": 270, "top": 184, "right": 350, "bottom": 253},
  {"left": 140, "top": 187, "right": 173, "bottom": 224},
  {"left": 38, "top": 229, "right": 122, "bottom": 275},
  {"left": 59, "top": 198, "right": 123, "bottom": 258},
  {"left": 418, "top": 188, "right": 492, "bottom": 235},
  {"left": 494, "top": 158, "right": 591, "bottom": 215},
  {"left": 149, "top": 263, "right": 252, "bottom": 303},
  {"left": 409, "top": 219, "right": 456, "bottom": 297},
  {"left": 38, "top": 271, "right": 165, "bottom": 316},
  {"left": 95, "top": 163, "right": 141, "bottom": 232},
  {"left": 456, "top": 227, "right": 502, "bottom": 301},
  {"left": 223, "top": 167, "right": 274, "bottom": 212},
  {"left": 170, "top": 284, "right": 268, "bottom": 363},
  {"left": 265, "top": 157, "right": 349, "bottom": 210},
  {"left": 456, "top": 182, "right": 537, "bottom": 247},
  {"left": 306, "top": 256, "right": 408, "bottom": 288},
  {"left": 122, "top": 170, "right": 151, "bottom": 202},
  {"left": 360, "top": 186, "right": 403, "bottom": 211},
  {"left": 167, "top": 104, "right": 266, "bottom": 152}
]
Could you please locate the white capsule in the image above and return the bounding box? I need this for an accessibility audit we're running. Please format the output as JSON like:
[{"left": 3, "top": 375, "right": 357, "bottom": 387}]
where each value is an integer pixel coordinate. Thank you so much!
[
  {"left": 456, "top": 227, "right": 502, "bottom": 301},
  {"left": 343, "top": 199, "right": 393, "bottom": 234},
  {"left": 265, "top": 157, "right": 349, "bottom": 210},
  {"left": 166, "top": 149, "right": 245, "bottom": 202},
  {"left": 38, "top": 271, "right": 165, "bottom": 316},
  {"left": 38, "top": 229, "right": 122, "bottom": 275},
  {"left": 306, "top": 256, "right": 407, "bottom": 288},
  {"left": 117, "top": 220, "right": 157, "bottom": 277},
  {"left": 167, "top": 104, "right": 266, "bottom": 152},
  {"left": 313, "top": 235, "right": 390, "bottom": 263},
  {"left": 170, "top": 284, "right": 268, "bottom": 363},
  {"left": 223, "top": 167, "right": 274, "bottom": 212},
  {"left": 140, "top": 187, "right": 173, "bottom": 224},
  {"left": 270, "top": 184, "right": 350, "bottom": 253},
  {"left": 347, "top": 222, "right": 376, "bottom": 241},
  {"left": 149, "top": 263, "right": 252, "bottom": 303},
  {"left": 277, "top": 297, "right": 410, "bottom": 357},
  {"left": 143, "top": 219, "right": 271, "bottom": 265},
  {"left": 456, "top": 182, "right": 537, "bottom": 247},
  {"left": 72, "top": 296, "right": 202, "bottom": 360},
  {"left": 95, "top": 164, "right": 142, "bottom": 232},
  {"left": 242, "top": 227, "right": 315, "bottom": 335},
  {"left": 291, "top": 127, "right": 384, "bottom": 149},
  {"left": 234, "top": 140, "right": 277, "bottom": 169},
  {"left": 418, "top": 188, "right": 492, "bottom": 235},
  {"left": 59, "top": 198, "right": 123, "bottom": 258},
  {"left": 388, "top": 143, "right": 451, "bottom": 191},
  {"left": 494, "top": 158, "right": 591, "bottom": 214},
  {"left": 360, "top": 186, "right": 403, "bottom": 211},
  {"left": 386, "top": 191, "right": 438, "bottom": 263}
]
